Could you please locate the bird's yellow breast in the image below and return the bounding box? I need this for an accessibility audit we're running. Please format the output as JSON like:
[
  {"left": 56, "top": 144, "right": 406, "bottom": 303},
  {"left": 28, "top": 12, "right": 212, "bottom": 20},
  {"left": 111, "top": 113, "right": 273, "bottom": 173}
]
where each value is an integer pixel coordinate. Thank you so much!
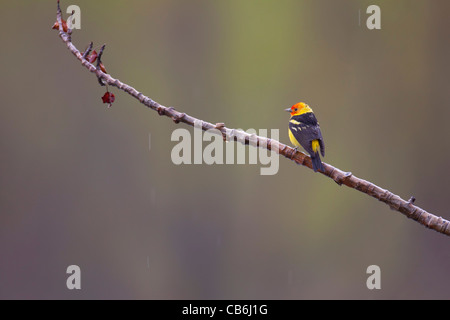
[{"left": 288, "top": 128, "right": 301, "bottom": 148}]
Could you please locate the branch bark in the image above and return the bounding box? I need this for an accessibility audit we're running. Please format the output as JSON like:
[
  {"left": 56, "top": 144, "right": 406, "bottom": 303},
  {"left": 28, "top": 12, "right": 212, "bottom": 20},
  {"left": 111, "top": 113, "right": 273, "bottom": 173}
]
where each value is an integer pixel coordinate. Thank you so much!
[{"left": 54, "top": 1, "right": 450, "bottom": 237}]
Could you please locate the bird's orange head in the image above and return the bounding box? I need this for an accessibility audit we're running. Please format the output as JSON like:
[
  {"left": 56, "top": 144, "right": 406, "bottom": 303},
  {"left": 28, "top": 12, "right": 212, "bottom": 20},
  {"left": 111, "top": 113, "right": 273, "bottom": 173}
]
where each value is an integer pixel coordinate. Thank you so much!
[{"left": 284, "top": 102, "right": 310, "bottom": 116}]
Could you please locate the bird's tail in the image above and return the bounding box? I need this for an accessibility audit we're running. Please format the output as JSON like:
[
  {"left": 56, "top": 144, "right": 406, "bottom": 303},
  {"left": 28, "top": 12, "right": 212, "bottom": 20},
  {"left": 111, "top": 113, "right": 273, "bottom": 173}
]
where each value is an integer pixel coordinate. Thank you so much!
[{"left": 311, "top": 153, "right": 325, "bottom": 173}]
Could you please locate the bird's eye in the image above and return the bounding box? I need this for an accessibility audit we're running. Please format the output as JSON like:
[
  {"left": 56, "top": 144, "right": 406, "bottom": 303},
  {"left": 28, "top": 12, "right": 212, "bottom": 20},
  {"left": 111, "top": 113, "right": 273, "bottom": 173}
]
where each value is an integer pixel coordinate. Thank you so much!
[{"left": 294, "top": 108, "right": 298, "bottom": 111}]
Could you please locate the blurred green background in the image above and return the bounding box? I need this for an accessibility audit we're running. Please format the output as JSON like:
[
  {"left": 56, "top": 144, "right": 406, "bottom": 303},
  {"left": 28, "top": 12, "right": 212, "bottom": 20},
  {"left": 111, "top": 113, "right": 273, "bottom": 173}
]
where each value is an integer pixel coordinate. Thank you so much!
[{"left": 1, "top": 0, "right": 449, "bottom": 299}]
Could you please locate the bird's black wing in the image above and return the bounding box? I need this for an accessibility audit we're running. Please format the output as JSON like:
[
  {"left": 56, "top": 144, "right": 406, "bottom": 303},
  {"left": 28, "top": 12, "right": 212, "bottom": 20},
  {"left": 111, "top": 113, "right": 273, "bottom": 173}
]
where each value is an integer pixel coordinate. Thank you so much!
[
  {"left": 289, "top": 112, "right": 324, "bottom": 156},
  {"left": 291, "top": 113, "right": 318, "bottom": 126}
]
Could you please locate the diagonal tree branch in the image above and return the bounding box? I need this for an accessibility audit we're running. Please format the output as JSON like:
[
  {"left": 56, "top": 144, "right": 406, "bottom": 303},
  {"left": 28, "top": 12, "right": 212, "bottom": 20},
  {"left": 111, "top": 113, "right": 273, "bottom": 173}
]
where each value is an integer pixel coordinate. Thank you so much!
[{"left": 54, "top": 1, "right": 450, "bottom": 237}]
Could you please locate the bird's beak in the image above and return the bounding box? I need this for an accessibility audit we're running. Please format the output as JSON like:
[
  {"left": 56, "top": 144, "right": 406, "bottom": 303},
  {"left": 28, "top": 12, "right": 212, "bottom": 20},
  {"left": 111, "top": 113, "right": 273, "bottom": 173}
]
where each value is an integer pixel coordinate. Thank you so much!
[{"left": 284, "top": 108, "right": 291, "bottom": 112}]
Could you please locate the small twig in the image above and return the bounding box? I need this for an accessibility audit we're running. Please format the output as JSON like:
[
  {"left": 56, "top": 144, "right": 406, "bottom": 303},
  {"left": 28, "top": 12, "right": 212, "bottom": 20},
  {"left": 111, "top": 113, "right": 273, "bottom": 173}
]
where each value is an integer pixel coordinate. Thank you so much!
[
  {"left": 66, "top": 10, "right": 74, "bottom": 41},
  {"left": 53, "top": 1, "right": 450, "bottom": 237},
  {"left": 56, "top": 0, "right": 63, "bottom": 33},
  {"left": 82, "top": 42, "right": 93, "bottom": 60},
  {"left": 96, "top": 44, "right": 106, "bottom": 86}
]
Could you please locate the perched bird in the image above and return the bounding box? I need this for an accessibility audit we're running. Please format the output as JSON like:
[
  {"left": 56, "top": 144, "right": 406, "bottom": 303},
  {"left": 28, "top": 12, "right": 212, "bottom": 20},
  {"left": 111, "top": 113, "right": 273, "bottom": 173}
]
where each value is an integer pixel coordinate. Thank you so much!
[{"left": 285, "top": 102, "right": 325, "bottom": 172}]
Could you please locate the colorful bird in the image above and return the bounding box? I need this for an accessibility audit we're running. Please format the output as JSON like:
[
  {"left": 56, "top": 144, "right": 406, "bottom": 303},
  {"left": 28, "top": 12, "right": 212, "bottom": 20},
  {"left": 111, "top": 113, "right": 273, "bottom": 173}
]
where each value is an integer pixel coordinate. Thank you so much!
[{"left": 285, "top": 102, "right": 325, "bottom": 172}]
